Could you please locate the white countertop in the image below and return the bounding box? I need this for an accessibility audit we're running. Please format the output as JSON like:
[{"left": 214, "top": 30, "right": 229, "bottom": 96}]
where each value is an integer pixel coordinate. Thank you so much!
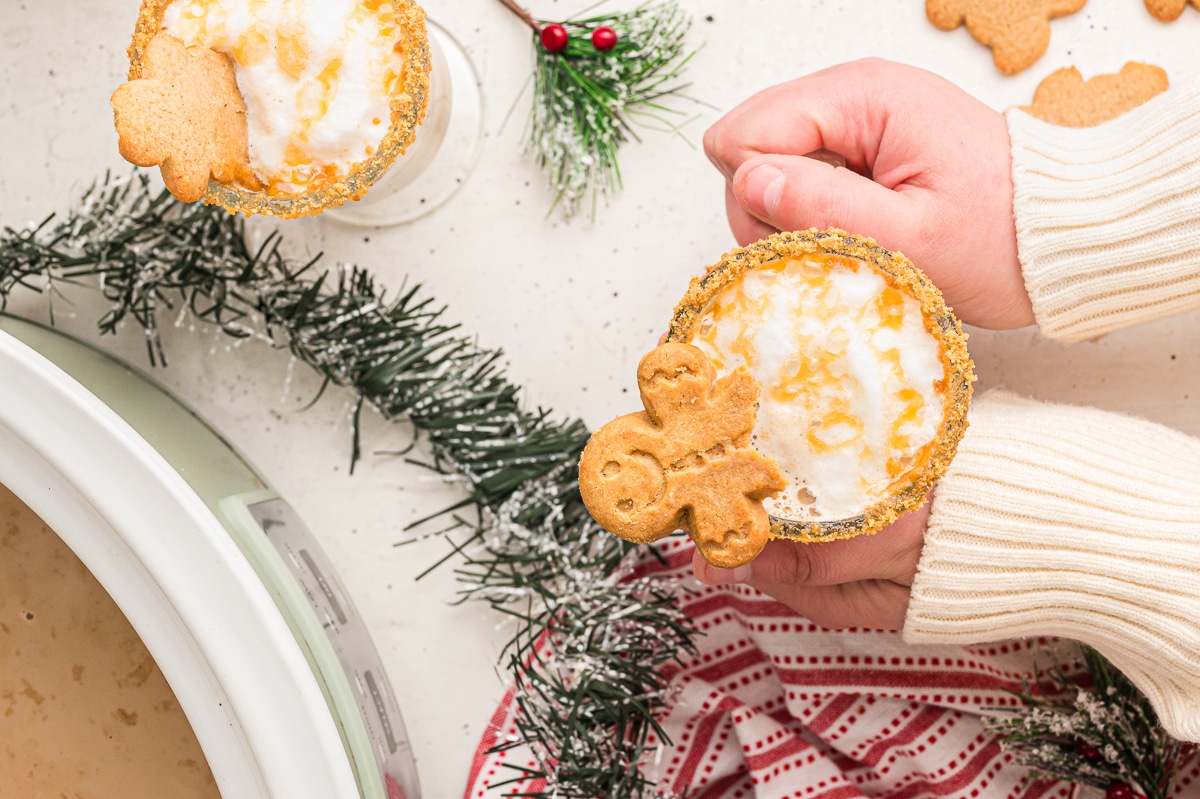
[{"left": 3, "top": 1, "right": 1200, "bottom": 797}]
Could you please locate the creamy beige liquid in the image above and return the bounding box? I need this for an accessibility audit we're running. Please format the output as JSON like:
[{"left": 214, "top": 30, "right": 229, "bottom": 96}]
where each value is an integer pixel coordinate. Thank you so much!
[{"left": 0, "top": 484, "right": 221, "bottom": 797}]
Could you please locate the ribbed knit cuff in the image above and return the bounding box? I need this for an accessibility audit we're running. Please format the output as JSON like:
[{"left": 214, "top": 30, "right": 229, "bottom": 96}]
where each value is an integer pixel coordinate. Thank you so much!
[
  {"left": 1007, "top": 74, "right": 1200, "bottom": 343},
  {"left": 904, "top": 391, "right": 1200, "bottom": 742}
]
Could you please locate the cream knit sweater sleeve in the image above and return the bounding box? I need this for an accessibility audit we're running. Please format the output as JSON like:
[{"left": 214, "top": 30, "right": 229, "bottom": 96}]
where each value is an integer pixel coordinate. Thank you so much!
[
  {"left": 903, "top": 78, "right": 1200, "bottom": 742},
  {"left": 904, "top": 392, "right": 1200, "bottom": 741},
  {"left": 1008, "top": 73, "right": 1200, "bottom": 343}
]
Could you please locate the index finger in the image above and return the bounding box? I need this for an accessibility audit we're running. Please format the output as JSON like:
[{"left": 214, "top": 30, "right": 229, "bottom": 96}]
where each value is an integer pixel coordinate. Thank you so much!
[{"left": 703, "top": 59, "right": 900, "bottom": 180}]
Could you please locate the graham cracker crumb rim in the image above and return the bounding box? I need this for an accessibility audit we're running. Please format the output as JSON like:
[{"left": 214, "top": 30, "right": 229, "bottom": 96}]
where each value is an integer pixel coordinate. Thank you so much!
[{"left": 665, "top": 228, "right": 975, "bottom": 543}]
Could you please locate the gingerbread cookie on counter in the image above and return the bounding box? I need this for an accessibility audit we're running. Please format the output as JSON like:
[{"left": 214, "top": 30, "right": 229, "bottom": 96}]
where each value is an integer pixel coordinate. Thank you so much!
[
  {"left": 926, "top": 0, "right": 1087, "bottom": 74},
  {"left": 1020, "top": 63, "right": 1169, "bottom": 127},
  {"left": 1144, "top": 0, "right": 1198, "bottom": 21}
]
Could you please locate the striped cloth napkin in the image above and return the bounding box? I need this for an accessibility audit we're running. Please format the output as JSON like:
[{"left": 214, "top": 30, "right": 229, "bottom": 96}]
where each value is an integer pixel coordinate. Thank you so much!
[{"left": 465, "top": 537, "right": 1200, "bottom": 798}]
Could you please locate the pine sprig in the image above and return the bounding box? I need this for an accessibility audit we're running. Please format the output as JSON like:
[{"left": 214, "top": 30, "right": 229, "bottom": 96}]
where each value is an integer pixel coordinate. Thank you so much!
[
  {"left": 467, "top": 470, "right": 696, "bottom": 797},
  {"left": 523, "top": 1, "right": 697, "bottom": 218},
  {"left": 0, "top": 172, "right": 698, "bottom": 798},
  {"left": 986, "top": 647, "right": 1194, "bottom": 799}
]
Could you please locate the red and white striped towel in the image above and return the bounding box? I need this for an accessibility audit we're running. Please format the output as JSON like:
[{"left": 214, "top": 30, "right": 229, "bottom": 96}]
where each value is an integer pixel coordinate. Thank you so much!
[{"left": 466, "top": 537, "right": 1200, "bottom": 798}]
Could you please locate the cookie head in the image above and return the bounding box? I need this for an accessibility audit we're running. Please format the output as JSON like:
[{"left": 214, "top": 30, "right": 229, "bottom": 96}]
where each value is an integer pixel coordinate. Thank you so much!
[
  {"left": 579, "top": 342, "right": 786, "bottom": 569},
  {"left": 668, "top": 230, "right": 974, "bottom": 544},
  {"left": 637, "top": 341, "right": 717, "bottom": 423},
  {"left": 111, "top": 32, "right": 257, "bottom": 203},
  {"left": 579, "top": 425, "right": 679, "bottom": 544}
]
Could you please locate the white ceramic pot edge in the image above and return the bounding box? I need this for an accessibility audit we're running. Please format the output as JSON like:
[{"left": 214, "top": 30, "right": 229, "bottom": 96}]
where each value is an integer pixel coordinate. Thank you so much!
[{"left": 0, "top": 330, "right": 359, "bottom": 799}]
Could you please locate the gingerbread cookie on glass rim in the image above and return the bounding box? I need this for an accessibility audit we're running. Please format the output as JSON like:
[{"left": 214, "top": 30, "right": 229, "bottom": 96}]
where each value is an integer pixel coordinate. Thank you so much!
[
  {"left": 113, "top": 0, "right": 430, "bottom": 218},
  {"left": 580, "top": 230, "right": 974, "bottom": 569}
]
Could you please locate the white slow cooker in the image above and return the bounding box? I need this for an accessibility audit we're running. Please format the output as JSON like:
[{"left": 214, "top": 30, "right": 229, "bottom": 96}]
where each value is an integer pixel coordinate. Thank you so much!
[{"left": 0, "top": 314, "right": 420, "bottom": 799}]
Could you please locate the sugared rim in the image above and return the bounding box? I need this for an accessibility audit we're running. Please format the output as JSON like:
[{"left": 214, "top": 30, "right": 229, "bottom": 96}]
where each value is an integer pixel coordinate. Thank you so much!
[
  {"left": 667, "top": 228, "right": 975, "bottom": 543},
  {"left": 127, "top": 0, "right": 431, "bottom": 218}
]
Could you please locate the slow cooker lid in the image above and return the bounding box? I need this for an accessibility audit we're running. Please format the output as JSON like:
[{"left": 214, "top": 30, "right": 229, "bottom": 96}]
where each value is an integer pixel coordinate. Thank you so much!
[{"left": 0, "top": 324, "right": 362, "bottom": 798}]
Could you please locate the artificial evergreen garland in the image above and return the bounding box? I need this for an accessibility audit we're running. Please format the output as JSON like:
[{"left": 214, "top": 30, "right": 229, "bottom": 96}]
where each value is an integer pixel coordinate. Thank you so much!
[
  {"left": 986, "top": 647, "right": 1194, "bottom": 799},
  {"left": 497, "top": 0, "right": 697, "bottom": 218},
  {"left": 0, "top": 172, "right": 697, "bottom": 798},
  {"left": 2, "top": 173, "right": 1193, "bottom": 798}
]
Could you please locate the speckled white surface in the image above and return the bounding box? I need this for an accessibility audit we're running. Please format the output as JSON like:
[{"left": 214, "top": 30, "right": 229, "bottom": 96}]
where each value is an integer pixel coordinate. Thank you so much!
[{"left": 3, "top": 1, "right": 1200, "bottom": 796}]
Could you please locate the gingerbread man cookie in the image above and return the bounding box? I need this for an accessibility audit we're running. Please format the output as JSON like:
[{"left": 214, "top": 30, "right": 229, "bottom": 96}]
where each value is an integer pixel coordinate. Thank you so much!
[
  {"left": 111, "top": 32, "right": 260, "bottom": 203},
  {"left": 1021, "top": 63, "right": 1169, "bottom": 127},
  {"left": 579, "top": 343, "right": 786, "bottom": 569},
  {"left": 1145, "top": 0, "right": 1199, "bottom": 20},
  {"left": 926, "top": 0, "right": 1087, "bottom": 75}
]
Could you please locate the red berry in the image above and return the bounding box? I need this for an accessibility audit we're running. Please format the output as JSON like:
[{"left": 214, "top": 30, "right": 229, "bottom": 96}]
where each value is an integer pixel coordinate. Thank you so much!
[
  {"left": 591, "top": 26, "right": 618, "bottom": 52},
  {"left": 1106, "top": 782, "right": 1136, "bottom": 799},
  {"left": 1076, "top": 740, "right": 1103, "bottom": 762},
  {"left": 540, "top": 23, "right": 569, "bottom": 53}
]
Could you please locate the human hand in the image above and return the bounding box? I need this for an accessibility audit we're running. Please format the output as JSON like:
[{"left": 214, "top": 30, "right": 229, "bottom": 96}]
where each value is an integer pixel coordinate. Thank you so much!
[
  {"left": 703, "top": 58, "right": 1033, "bottom": 330},
  {"left": 692, "top": 499, "right": 930, "bottom": 631}
]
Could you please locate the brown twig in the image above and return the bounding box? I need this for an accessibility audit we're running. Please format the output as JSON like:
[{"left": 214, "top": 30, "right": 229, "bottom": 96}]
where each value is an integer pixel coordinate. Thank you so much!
[{"left": 496, "top": 0, "right": 540, "bottom": 31}]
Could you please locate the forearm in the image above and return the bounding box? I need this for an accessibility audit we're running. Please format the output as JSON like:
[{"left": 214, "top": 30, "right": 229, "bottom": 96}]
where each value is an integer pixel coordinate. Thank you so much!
[
  {"left": 904, "top": 391, "right": 1200, "bottom": 741},
  {"left": 1009, "top": 73, "right": 1200, "bottom": 343}
]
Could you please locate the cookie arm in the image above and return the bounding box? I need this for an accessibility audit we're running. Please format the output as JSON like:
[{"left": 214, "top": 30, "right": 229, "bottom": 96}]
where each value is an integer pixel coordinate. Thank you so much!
[
  {"left": 1008, "top": 72, "right": 1200, "bottom": 342},
  {"left": 904, "top": 391, "right": 1200, "bottom": 743},
  {"left": 110, "top": 82, "right": 168, "bottom": 168},
  {"left": 578, "top": 415, "right": 683, "bottom": 544}
]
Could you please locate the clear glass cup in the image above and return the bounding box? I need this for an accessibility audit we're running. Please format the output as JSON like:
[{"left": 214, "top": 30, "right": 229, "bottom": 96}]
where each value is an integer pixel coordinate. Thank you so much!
[{"left": 326, "top": 19, "right": 484, "bottom": 227}]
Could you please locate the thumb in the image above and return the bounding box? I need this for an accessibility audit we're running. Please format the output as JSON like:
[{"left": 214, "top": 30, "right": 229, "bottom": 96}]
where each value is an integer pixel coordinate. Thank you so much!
[{"left": 732, "top": 153, "right": 917, "bottom": 240}]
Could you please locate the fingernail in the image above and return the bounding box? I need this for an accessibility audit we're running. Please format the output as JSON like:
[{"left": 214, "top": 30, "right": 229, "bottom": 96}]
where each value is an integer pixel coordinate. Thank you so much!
[
  {"left": 703, "top": 563, "right": 751, "bottom": 585},
  {"left": 728, "top": 564, "right": 752, "bottom": 582},
  {"left": 742, "top": 164, "right": 785, "bottom": 218}
]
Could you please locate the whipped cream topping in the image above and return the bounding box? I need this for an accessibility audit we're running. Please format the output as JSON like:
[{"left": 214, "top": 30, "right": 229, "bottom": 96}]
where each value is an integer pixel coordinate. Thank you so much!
[
  {"left": 162, "top": 0, "right": 407, "bottom": 195},
  {"left": 690, "top": 255, "right": 946, "bottom": 522}
]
